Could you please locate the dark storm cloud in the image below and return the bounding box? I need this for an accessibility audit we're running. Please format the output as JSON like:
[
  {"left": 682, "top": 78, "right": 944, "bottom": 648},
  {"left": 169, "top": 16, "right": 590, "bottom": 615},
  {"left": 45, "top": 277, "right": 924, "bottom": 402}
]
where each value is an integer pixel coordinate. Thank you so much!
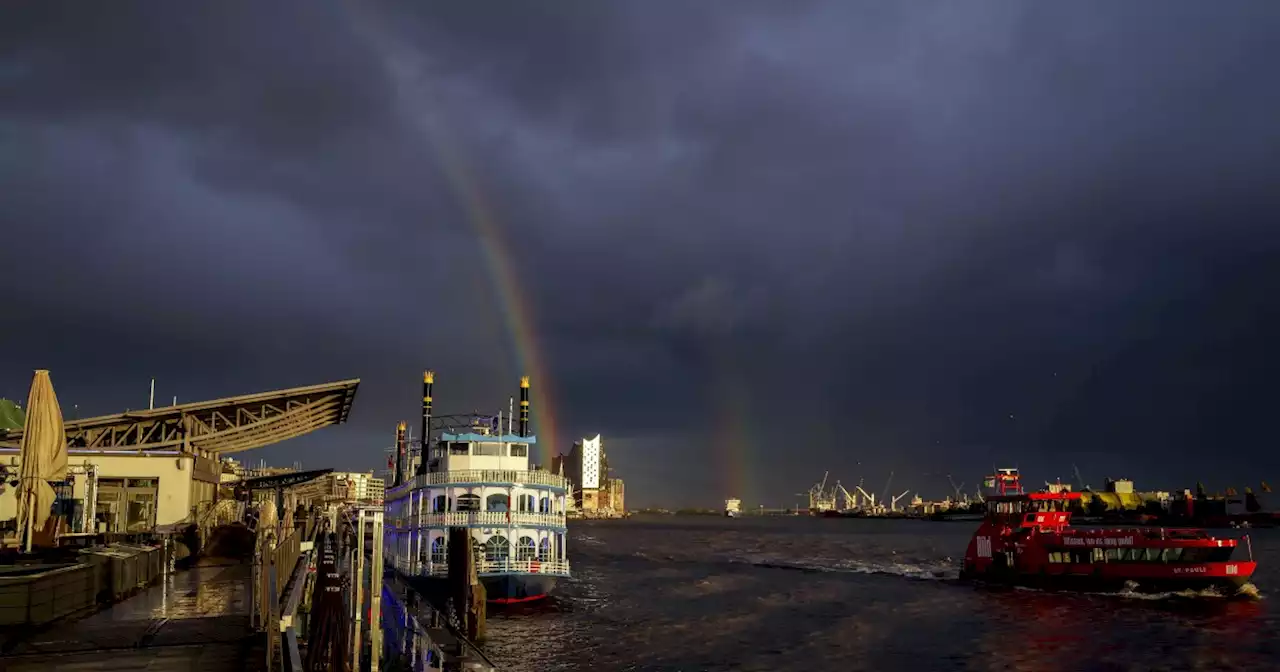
[{"left": 2, "top": 1, "right": 1278, "bottom": 505}]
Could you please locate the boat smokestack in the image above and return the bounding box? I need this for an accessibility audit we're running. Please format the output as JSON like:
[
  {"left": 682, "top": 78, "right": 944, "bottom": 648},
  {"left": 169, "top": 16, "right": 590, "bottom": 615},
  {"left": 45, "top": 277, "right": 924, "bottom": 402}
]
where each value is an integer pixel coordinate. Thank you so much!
[
  {"left": 519, "top": 375, "right": 530, "bottom": 437},
  {"left": 393, "top": 421, "right": 407, "bottom": 487},
  {"left": 420, "top": 370, "right": 434, "bottom": 474}
]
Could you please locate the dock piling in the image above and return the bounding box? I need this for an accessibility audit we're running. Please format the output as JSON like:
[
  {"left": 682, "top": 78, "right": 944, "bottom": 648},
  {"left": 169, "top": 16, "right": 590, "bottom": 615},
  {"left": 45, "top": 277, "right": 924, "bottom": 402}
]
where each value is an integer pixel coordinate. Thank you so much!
[{"left": 446, "top": 526, "right": 486, "bottom": 641}]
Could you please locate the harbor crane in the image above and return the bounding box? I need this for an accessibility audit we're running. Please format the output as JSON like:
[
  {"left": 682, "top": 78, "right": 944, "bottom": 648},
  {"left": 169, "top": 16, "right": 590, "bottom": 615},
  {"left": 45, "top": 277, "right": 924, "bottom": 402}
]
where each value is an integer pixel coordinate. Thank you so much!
[
  {"left": 947, "top": 474, "right": 967, "bottom": 505},
  {"left": 834, "top": 480, "right": 858, "bottom": 511},
  {"left": 854, "top": 484, "right": 878, "bottom": 512},
  {"left": 890, "top": 490, "right": 912, "bottom": 512},
  {"left": 1073, "top": 464, "right": 1091, "bottom": 492},
  {"left": 808, "top": 471, "right": 837, "bottom": 512}
]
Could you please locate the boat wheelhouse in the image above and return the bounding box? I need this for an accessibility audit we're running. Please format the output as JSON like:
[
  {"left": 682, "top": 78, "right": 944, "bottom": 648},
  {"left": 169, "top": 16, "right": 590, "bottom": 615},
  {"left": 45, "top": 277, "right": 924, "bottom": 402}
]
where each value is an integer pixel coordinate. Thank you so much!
[
  {"left": 961, "top": 468, "right": 1258, "bottom": 595},
  {"left": 384, "top": 373, "right": 570, "bottom": 604}
]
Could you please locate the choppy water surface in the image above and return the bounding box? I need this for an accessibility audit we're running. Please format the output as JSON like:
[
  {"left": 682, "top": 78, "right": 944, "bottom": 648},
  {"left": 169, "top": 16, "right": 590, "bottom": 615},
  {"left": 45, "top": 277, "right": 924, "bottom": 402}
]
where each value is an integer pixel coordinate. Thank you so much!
[{"left": 480, "top": 515, "right": 1278, "bottom": 671}]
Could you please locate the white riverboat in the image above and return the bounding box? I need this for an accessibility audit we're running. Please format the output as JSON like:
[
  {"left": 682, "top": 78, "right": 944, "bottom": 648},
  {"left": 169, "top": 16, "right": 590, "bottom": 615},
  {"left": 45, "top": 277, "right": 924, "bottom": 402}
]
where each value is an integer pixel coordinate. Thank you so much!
[{"left": 384, "top": 373, "right": 571, "bottom": 604}]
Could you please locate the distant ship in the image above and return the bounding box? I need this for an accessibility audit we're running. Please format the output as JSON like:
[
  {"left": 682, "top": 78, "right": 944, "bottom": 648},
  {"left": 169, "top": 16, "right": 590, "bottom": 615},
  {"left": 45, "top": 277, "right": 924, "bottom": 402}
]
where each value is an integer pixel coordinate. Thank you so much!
[
  {"left": 384, "top": 372, "right": 571, "bottom": 604},
  {"left": 724, "top": 498, "right": 742, "bottom": 518}
]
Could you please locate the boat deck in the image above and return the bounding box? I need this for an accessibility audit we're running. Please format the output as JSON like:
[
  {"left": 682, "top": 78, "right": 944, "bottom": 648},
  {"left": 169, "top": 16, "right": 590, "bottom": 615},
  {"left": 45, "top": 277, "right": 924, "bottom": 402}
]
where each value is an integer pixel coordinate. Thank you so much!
[{"left": 0, "top": 560, "right": 264, "bottom": 671}]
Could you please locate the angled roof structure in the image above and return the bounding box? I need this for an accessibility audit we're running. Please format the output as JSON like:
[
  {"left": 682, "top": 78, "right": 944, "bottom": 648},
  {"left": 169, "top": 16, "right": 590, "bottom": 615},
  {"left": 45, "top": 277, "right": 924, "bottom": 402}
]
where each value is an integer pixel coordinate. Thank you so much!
[{"left": 0, "top": 379, "right": 359, "bottom": 455}]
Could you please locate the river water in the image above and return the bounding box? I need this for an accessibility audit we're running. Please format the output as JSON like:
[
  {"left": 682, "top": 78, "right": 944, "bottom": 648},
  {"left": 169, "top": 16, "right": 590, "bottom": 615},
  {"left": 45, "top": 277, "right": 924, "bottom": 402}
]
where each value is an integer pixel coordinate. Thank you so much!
[{"left": 472, "top": 515, "right": 1277, "bottom": 671}]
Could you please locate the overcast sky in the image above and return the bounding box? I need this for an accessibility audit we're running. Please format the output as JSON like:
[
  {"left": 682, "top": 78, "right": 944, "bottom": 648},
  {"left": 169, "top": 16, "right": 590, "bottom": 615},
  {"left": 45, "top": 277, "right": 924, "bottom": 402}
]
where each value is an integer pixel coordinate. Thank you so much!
[{"left": 3, "top": 2, "right": 1278, "bottom": 507}]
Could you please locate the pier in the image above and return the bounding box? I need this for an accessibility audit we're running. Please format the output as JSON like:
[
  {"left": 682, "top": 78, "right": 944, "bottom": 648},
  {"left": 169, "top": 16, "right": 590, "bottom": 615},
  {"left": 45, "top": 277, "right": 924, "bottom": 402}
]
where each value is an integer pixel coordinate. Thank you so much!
[{"left": 0, "top": 374, "right": 511, "bottom": 671}]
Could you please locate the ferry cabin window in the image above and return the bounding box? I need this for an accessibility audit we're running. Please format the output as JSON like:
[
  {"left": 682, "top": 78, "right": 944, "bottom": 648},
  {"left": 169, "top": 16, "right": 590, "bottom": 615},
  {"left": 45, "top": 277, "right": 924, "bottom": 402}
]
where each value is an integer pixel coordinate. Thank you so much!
[
  {"left": 457, "top": 494, "right": 481, "bottom": 512},
  {"left": 432, "top": 495, "right": 452, "bottom": 512},
  {"left": 516, "top": 536, "right": 537, "bottom": 561},
  {"left": 509, "top": 443, "right": 528, "bottom": 458},
  {"left": 988, "top": 500, "right": 1028, "bottom": 515},
  {"left": 539, "top": 496, "right": 550, "bottom": 513},
  {"left": 1066, "top": 546, "right": 1236, "bottom": 563},
  {"left": 538, "top": 537, "right": 551, "bottom": 561},
  {"left": 431, "top": 537, "right": 447, "bottom": 563},
  {"left": 449, "top": 442, "right": 470, "bottom": 455}
]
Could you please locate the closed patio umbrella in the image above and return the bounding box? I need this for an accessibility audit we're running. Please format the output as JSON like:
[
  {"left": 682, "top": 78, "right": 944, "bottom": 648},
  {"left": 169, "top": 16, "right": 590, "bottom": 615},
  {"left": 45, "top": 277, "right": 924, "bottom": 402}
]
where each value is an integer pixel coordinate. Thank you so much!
[{"left": 16, "top": 370, "right": 69, "bottom": 553}]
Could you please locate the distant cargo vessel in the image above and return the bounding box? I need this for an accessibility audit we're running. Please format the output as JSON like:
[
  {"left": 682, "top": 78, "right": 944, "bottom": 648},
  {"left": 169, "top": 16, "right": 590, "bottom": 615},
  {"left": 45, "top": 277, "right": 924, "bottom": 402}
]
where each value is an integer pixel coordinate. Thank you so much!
[
  {"left": 384, "top": 372, "right": 571, "bottom": 604},
  {"left": 724, "top": 499, "right": 741, "bottom": 518}
]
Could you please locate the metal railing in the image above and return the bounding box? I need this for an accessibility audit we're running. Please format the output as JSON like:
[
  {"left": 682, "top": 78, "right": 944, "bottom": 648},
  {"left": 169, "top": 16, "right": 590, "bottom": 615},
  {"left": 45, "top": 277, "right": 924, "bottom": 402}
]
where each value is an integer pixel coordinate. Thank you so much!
[
  {"left": 414, "top": 469, "right": 570, "bottom": 489},
  {"left": 426, "top": 558, "right": 570, "bottom": 577}
]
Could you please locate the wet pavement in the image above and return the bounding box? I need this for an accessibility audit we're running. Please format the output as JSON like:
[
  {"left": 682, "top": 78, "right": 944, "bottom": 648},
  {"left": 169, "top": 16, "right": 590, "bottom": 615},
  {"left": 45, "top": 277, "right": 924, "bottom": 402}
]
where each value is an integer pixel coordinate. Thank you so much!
[{"left": 0, "top": 560, "right": 265, "bottom": 671}]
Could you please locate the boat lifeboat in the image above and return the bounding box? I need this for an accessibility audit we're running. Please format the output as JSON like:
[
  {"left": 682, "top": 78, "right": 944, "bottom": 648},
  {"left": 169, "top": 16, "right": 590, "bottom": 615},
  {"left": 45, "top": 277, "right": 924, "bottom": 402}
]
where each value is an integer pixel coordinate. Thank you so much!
[{"left": 960, "top": 469, "right": 1257, "bottom": 595}]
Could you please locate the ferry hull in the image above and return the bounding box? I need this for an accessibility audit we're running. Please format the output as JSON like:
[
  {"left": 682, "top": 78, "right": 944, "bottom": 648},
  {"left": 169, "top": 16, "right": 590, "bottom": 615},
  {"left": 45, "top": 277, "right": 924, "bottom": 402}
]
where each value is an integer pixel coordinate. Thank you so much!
[
  {"left": 403, "top": 573, "right": 560, "bottom": 605},
  {"left": 481, "top": 574, "right": 558, "bottom": 604},
  {"left": 961, "top": 562, "right": 1257, "bottom": 595}
]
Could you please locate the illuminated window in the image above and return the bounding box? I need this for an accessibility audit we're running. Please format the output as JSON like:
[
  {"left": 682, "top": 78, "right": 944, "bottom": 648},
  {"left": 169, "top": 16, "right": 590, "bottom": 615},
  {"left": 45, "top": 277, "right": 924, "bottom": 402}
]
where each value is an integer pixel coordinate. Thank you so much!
[
  {"left": 457, "top": 494, "right": 481, "bottom": 512},
  {"left": 487, "top": 494, "right": 509, "bottom": 512},
  {"left": 516, "top": 536, "right": 536, "bottom": 561},
  {"left": 484, "top": 535, "right": 509, "bottom": 563}
]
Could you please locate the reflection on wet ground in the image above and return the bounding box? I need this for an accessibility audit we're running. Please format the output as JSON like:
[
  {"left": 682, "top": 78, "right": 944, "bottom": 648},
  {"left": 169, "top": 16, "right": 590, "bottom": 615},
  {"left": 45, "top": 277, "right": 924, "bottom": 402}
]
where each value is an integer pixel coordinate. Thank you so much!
[{"left": 1, "top": 560, "right": 262, "bottom": 672}]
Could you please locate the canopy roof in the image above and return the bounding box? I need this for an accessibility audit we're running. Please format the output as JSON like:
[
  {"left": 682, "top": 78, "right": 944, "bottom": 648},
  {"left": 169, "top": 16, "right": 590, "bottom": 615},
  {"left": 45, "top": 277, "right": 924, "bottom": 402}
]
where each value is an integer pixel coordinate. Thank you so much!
[{"left": 0, "top": 379, "right": 359, "bottom": 455}]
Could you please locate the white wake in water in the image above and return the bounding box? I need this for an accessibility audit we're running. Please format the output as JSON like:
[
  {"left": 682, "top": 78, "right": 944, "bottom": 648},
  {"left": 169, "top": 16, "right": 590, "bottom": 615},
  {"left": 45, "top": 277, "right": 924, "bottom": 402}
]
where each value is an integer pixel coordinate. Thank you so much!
[{"left": 731, "top": 552, "right": 962, "bottom": 581}]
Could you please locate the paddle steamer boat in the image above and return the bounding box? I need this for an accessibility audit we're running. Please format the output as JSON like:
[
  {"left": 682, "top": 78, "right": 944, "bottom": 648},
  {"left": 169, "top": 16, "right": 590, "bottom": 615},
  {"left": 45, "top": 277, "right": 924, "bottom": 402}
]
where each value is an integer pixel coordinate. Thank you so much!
[{"left": 384, "top": 372, "right": 570, "bottom": 604}]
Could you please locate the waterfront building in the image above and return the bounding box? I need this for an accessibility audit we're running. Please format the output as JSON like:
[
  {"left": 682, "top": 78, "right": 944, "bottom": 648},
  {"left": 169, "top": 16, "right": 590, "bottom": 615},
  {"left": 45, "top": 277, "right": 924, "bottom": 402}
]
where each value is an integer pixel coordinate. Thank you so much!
[
  {"left": 554, "top": 434, "right": 625, "bottom": 513},
  {"left": 0, "top": 450, "right": 223, "bottom": 533},
  {"left": 0, "top": 378, "right": 360, "bottom": 539}
]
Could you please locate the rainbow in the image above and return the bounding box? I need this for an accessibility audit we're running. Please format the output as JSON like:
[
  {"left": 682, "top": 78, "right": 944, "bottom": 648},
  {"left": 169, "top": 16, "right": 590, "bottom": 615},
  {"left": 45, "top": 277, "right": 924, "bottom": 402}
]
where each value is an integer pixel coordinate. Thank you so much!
[
  {"left": 415, "top": 114, "right": 559, "bottom": 465},
  {"left": 712, "top": 364, "right": 754, "bottom": 504}
]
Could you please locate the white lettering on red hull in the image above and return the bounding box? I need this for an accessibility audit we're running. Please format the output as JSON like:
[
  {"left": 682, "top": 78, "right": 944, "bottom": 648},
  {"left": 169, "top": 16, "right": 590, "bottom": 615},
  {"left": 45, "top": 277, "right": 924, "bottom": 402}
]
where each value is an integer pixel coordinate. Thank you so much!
[
  {"left": 1062, "top": 536, "right": 1134, "bottom": 547},
  {"left": 1173, "top": 566, "right": 1208, "bottom": 574}
]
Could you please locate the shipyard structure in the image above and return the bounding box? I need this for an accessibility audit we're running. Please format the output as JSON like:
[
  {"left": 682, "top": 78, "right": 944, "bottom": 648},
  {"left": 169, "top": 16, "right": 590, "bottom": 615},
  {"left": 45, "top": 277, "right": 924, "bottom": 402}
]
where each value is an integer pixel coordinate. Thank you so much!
[{"left": 551, "top": 434, "right": 627, "bottom": 517}]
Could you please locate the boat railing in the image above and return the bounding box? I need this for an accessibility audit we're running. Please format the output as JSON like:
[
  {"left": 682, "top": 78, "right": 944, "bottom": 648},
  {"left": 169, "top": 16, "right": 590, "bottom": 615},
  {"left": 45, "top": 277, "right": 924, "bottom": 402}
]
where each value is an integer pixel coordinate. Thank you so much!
[
  {"left": 412, "top": 511, "right": 567, "bottom": 529},
  {"left": 426, "top": 558, "right": 571, "bottom": 577},
  {"left": 415, "top": 469, "right": 570, "bottom": 489}
]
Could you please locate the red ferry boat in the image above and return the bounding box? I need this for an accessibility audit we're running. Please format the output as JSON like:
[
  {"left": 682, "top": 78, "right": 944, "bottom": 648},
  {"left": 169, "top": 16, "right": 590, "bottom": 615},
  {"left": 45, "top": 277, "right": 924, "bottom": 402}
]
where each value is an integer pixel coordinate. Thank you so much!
[{"left": 960, "top": 468, "right": 1258, "bottom": 595}]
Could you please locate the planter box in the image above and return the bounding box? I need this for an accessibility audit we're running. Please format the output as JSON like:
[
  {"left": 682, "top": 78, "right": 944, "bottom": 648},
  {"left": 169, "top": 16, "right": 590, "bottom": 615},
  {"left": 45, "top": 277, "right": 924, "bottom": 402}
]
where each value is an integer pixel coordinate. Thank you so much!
[{"left": 0, "top": 563, "right": 96, "bottom": 626}]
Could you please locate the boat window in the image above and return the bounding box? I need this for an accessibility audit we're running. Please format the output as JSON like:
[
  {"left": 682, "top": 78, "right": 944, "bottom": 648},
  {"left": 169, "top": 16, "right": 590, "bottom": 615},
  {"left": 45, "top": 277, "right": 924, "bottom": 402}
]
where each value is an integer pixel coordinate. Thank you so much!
[
  {"left": 484, "top": 535, "right": 510, "bottom": 563},
  {"left": 432, "top": 495, "right": 450, "bottom": 512},
  {"left": 539, "top": 496, "right": 550, "bottom": 513},
  {"left": 1179, "top": 547, "right": 1234, "bottom": 563},
  {"left": 450, "top": 442, "right": 470, "bottom": 455},
  {"left": 538, "top": 537, "right": 551, "bottom": 562},
  {"left": 1161, "top": 548, "right": 1183, "bottom": 563},
  {"left": 516, "top": 536, "right": 537, "bottom": 561},
  {"left": 1091, "top": 548, "right": 1105, "bottom": 563},
  {"left": 474, "top": 442, "right": 503, "bottom": 457},
  {"left": 431, "top": 537, "right": 447, "bottom": 563},
  {"left": 1141, "top": 548, "right": 1161, "bottom": 562},
  {"left": 1047, "top": 552, "right": 1065, "bottom": 563},
  {"left": 1104, "top": 548, "right": 1121, "bottom": 561},
  {"left": 457, "top": 494, "right": 481, "bottom": 512},
  {"left": 509, "top": 443, "right": 528, "bottom": 457},
  {"left": 486, "top": 494, "right": 509, "bottom": 512}
]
